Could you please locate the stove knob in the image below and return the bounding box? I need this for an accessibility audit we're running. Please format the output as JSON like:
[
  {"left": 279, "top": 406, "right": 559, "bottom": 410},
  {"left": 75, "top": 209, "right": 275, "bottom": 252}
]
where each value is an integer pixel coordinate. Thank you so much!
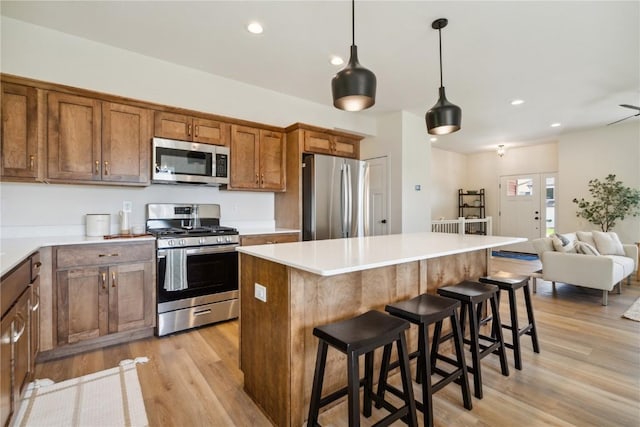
[
  {"left": 217, "top": 237, "right": 223, "bottom": 243},
  {"left": 168, "top": 240, "right": 175, "bottom": 247},
  {"left": 225, "top": 237, "right": 231, "bottom": 243},
  {"left": 179, "top": 239, "right": 186, "bottom": 246},
  {"left": 199, "top": 237, "right": 206, "bottom": 245}
]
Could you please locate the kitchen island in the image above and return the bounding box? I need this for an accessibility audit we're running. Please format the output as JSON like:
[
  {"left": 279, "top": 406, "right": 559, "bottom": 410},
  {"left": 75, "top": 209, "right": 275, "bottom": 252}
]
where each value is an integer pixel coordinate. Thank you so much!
[{"left": 236, "top": 232, "right": 526, "bottom": 427}]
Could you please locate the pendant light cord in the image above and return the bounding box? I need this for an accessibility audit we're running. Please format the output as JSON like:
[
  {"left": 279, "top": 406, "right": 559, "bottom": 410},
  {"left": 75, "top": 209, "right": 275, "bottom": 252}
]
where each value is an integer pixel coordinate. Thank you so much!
[
  {"left": 438, "top": 27, "right": 444, "bottom": 87},
  {"left": 351, "top": 0, "right": 355, "bottom": 46}
]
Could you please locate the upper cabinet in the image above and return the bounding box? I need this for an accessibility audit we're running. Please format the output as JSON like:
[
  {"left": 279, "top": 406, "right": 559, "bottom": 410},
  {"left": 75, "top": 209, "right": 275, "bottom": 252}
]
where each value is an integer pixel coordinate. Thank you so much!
[
  {"left": 229, "top": 125, "right": 285, "bottom": 191},
  {"left": 154, "top": 112, "right": 228, "bottom": 146},
  {"left": 303, "top": 129, "right": 360, "bottom": 159},
  {"left": 1, "top": 82, "right": 41, "bottom": 180},
  {"left": 47, "top": 92, "right": 151, "bottom": 185}
]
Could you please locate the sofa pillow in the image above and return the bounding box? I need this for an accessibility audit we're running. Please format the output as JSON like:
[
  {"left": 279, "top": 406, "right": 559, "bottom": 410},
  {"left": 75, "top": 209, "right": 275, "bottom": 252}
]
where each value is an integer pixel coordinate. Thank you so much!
[
  {"left": 551, "top": 234, "right": 577, "bottom": 253},
  {"left": 576, "top": 231, "right": 596, "bottom": 247},
  {"left": 592, "top": 231, "right": 625, "bottom": 255},
  {"left": 575, "top": 241, "right": 600, "bottom": 256}
]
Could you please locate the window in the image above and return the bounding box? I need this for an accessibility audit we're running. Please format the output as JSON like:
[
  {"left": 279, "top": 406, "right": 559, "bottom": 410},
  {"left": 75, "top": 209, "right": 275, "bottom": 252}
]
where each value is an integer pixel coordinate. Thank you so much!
[{"left": 506, "top": 178, "right": 533, "bottom": 196}]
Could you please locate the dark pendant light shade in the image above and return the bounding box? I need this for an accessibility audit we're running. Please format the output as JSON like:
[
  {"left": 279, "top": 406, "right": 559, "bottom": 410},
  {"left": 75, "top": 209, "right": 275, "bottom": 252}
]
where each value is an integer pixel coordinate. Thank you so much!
[
  {"left": 331, "top": 0, "right": 376, "bottom": 111},
  {"left": 426, "top": 18, "right": 461, "bottom": 135}
]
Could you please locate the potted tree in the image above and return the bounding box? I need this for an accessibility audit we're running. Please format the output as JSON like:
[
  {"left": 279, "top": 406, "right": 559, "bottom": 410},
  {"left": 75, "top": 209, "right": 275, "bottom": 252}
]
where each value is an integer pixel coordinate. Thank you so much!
[{"left": 572, "top": 174, "right": 640, "bottom": 231}]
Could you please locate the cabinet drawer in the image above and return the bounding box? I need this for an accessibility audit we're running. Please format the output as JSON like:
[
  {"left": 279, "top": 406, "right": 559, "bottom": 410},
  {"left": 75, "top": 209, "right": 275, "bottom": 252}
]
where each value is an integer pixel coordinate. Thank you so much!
[
  {"left": 56, "top": 242, "right": 154, "bottom": 269},
  {"left": 241, "top": 233, "right": 299, "bottom": 246},
  {"left": 1, "top": 258, "right": 31, "bottom": 317}
]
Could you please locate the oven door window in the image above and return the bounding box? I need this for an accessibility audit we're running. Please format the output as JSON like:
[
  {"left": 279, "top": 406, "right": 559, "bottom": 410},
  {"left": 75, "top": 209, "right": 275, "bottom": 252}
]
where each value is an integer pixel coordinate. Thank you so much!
[
  {"left": 157, "top": 250, "right": 238, "bottom": 303},
  {"left": 156, "top": 147, "right": 213, "bottom": 177}
]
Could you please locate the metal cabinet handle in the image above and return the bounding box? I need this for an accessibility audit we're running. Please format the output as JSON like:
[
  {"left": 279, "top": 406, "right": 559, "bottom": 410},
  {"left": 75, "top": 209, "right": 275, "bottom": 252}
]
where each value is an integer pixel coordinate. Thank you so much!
[
  {"left": 188, "top": 124, "right": 192, "bottom": 137},
  {"left": 31, "top": 286, "right": 40, "bottom": 311},
  {"left": 194, "top": 309, "right": 212, "bottom": 317},
  {"left": 261, "top": 173, "right": 264, "bottom": 185},
  {"left": 98, "top": 253, "right": 119, "bottom": 257},
  {"left": 101, "top": 272, "right": 107, "bottom": 289},
  {"left": 104, "top": 161, "right": 109, "bottom": 175},
  {"left": 34, "top": 261, "right": 42, "bottom": 269},
  {"left": 13, "top": 313, "right": 26, "bottom": 341},
  {"left": 255, "top": 173, "right": 259, "bottom": 184},
  {"left": 29, "top": 155, "right": 35, "bottom": 170},
  {"left": 195, "top": 125, "right": 199, "bottom": 138},
  {"left": 95, "top": 160, "right": 100, "bottom": 175},
  {"left": 112, "top": 272, "right": 116, "bottom": 288}
]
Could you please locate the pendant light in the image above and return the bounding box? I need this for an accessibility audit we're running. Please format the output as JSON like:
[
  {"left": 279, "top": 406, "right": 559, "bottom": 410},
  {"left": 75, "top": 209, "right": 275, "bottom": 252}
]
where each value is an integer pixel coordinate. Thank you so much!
[
  {"left": 331, "top": 0, "right": 376, "bottom": 111},
  {"left": 425, "top": 18, "right": 461, "bottom": 135}
]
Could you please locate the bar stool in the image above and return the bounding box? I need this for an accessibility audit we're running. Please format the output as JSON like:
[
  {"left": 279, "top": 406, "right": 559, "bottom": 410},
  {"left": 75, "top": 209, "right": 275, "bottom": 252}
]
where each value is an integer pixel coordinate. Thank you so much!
[
  {"left": 307, "top": 310, "right": 418, "bottom": 427},
  {"left": 376, "top": 294, "right": 472, "bottom": 427},
  {"left": 479, "top": 272, "right": 540, "bottom": 370},
  {"left": 436, "top": 281, "right": 510, "bottom": 399}
]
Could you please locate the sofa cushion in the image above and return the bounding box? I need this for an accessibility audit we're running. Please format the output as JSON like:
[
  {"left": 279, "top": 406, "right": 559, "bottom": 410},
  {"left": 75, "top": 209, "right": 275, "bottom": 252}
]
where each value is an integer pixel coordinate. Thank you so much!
[
  {"left": 552, "top": 234, "right": 577, "bottom": 253},
  {"left": 575, "top": 241, "right": 600, "bottom": 256},
  {"left": 607, "top": 255, "right": 636, "bottom": 277},
  {"left": 593, "top": 231, "right": 625, "bottom": 255},
  {"left": 576, "top": 231, "right": 596, "bottom": 247},
  {"left": 532, "top": 237, "right": 554, "bottom": 256}
]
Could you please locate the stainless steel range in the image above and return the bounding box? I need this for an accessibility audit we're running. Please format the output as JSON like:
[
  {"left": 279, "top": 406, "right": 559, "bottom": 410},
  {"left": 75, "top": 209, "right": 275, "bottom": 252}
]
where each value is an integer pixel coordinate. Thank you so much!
[{"left": 146, "top": 203, "right": 239, "bottom": 336}]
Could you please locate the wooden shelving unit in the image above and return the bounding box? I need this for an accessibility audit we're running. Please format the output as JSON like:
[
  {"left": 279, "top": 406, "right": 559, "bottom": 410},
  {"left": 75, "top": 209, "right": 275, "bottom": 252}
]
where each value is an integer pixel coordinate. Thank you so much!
[{"left": 458, "top": 188, "right": 486, "bottom": 235}]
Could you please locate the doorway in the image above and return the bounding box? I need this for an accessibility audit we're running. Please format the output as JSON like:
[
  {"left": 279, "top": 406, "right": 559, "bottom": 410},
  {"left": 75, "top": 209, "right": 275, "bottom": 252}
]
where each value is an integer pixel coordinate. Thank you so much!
[
  {"left": 499, "top": 173, "right": 557, "bottom": 253},
  {"left": 365, "top": 156, "right": 389, "bottom": 236}
]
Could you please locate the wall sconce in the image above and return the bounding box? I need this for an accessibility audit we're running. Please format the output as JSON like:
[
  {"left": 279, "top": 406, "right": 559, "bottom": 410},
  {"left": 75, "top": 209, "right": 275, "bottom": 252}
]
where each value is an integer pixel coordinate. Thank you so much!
[{"left": 497, "top": 144, "right": 506, "bottom": 157}]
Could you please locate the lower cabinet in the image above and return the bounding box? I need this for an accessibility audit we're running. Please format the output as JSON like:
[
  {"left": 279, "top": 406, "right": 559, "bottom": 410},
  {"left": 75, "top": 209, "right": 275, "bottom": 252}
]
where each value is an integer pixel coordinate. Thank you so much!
[
  {"left": 54, "top": 242, "right": 155, "bottom": 348},
  {"left": 240, "top": 232, "right": 299, "bottom": 246}
]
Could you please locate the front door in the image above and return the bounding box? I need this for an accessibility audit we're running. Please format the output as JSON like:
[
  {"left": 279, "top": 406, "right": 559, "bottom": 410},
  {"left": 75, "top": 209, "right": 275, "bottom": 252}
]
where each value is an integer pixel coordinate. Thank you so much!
[
  {"left": 499, "top": 174, "right": 557, "bottom": 253},
  {"left": 365, "top": 156, "right": 389, "bottom": 236}
]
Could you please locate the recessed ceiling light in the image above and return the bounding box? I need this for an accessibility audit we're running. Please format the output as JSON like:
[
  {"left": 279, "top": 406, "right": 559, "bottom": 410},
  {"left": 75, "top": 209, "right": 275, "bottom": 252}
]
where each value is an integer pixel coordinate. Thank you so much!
[
  {"left": 551, "top": 122, "right": 561, "bottom": 127},
  {"left": 330, "top": 56, "right": 344, "bottom": 66},
  {"left": 430, "top": 137, "right": 438, "bottom": 142},
  {"left": 511, "top": 99, "right": 525, "bottom": 106},
  {"left": 247, "top": 22, "right": 263, "bottom": 34}
]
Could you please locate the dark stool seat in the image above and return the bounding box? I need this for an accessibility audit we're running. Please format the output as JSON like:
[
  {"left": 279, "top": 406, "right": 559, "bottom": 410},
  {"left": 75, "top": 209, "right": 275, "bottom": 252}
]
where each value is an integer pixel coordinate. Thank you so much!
[
  {"left": 479, "top": 272, "right": 540, "bottom": 370},
  {"left": 307, "top": 310, "right": 418, "bottom": 427},
  {"left": 437, "top": 281, "right": 510, "bottom": 399},
  {"left": 376, "top": 294, "right": 472, "bottom": 427}
]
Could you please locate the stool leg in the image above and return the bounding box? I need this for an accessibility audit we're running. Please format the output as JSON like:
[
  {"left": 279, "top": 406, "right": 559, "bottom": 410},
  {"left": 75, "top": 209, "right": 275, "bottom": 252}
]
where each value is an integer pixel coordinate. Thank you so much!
[
  {"left": 523, "top": 283, "right": 540, "bottom": 353},
  {"left": 430, "top": 319, "right": 443, "bottom": 371},
  {"left": 347, "top": 352, "right": 361, "bottom": 427},
  {"left": 363, "top": 351, "right": 373, "bottom": 417},
  {"left": 397, "top": 332, "right": 418, "bottom": 427},
  {"left": 416, "top": 324, "right": 425, "bottom": 384},
  {"left": 490, "top": 295, "right": 510, "bottom": 377},
  {"left": 507, "top": 288, "right": 522, "bottom": 370},
  {"left": 467, "top": 301, "right": 483, "bottom": 399},
  {"left": 450, "top": 311, "right": 472, "bottom": 411},
  {"left": 375, "top": 343, "right": 393, "bottom": 408},
  {"left": 418, "top": 323, "right": 434, "bottom": 427},
  {"left": 308, "top": 341, "right": 329, "bottom": 426}
]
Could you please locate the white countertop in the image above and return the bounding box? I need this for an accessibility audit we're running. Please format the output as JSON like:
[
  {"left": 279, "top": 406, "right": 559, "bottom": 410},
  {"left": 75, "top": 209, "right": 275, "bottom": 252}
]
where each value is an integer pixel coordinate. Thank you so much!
[
  {"left": 237, "top": 232, "right": 527, "bottom": 276},
  {"left": 1, "top": 235, "right": 155, "bottom": 277},
  {"left": 238, "top": 228, "right": 299, "bottom": 236}
]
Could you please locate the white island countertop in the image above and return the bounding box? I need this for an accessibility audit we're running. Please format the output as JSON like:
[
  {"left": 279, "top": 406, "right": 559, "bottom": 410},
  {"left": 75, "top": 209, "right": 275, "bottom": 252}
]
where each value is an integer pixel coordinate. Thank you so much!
[{"left": 237, "top": 232, "right": 527, "bottom": 276}]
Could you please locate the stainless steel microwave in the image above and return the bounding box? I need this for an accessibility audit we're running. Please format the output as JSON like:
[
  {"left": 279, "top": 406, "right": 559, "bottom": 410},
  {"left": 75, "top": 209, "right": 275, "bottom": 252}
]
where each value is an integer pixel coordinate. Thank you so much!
[{"left": 152, "top": 137, "right": 229, "bottom": 186}]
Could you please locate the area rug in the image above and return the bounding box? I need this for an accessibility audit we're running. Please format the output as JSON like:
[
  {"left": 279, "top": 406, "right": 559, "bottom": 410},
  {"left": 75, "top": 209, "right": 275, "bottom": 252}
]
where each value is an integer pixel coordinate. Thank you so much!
[
  {"left": 12, "top": 357, "right": 149, "bottom": 427},
  {"left": 492, "top": 250, "right": 539, "bottom": 261},
  {"left": 622, "top": 297, "right": 640, "bottom": 322}
]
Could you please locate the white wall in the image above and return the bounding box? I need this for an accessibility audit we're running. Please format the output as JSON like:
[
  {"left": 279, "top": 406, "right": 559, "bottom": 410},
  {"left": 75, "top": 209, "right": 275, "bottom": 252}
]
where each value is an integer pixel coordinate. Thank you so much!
[
  {"left": 430, "top": 148, "right": 467, "bottom": 219},
  {"left": 0, "top": 17, "right": 379, "bottom": 237},
  {"left": 558, "top": 121, "right": 640, "bottom": 243},
  {"left": 401, "top": 112, "right": 431, "bottom": 233}
]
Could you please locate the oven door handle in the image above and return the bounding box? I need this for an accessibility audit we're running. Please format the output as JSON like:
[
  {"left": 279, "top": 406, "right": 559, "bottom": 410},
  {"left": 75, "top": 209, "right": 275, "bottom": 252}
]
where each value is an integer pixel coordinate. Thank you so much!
[{"left": 157, "top": 244, "right": 239, "bottom": 258}]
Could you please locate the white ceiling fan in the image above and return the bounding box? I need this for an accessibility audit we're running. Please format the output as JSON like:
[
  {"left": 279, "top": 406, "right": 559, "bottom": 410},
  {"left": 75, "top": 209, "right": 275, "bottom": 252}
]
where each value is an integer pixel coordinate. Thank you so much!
[{"left": 607, "top": 104, "right": 640, "bottom": 125}]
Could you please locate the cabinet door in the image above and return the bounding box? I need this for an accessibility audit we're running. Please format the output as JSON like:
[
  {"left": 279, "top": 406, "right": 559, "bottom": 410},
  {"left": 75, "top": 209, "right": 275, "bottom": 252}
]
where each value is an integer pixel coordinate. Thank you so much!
[
  {"left": 102, "top": 102, "right": 151, "bottom": 184},
  {"left": 56, "top": 267, "right": 108, "bottom": 345},
  {"left": 108, "top": 262, "right": 154, "bottom": 333},
  {"left": 47, "top": 92, "right": 102, "bottom": 181},
  {"left": 259, "top": 130, "right": 285, "bottom": 190},
  {"left": 303, "top": 130, "right": 333, "bottom": 155},
  {"left": 1, "top": 82, "right": 39, "bottom": 179},
  {"left": 192, "top": 117, "right": 228, "bottom": 146},
  {"left": 1, "top": 308, "right": 13, "bottom": 427},
  {"left": 13, "top": 290, "right": 30, "bottom": 400},
  {"left": 230, "top": 125, "right": 260, "bottom": 189},
  {"left": 332, "top": 136, "right": 359, "bottom": 159},
  {"left": 154, "top": 112, "right": 191, "bottom": 141}
]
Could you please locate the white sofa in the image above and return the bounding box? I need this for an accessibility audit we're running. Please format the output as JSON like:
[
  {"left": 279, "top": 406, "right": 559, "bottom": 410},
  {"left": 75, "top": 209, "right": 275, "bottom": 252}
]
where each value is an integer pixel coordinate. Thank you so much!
[{"left": 531, "top": 231, "right": 638, "bottom": 305}]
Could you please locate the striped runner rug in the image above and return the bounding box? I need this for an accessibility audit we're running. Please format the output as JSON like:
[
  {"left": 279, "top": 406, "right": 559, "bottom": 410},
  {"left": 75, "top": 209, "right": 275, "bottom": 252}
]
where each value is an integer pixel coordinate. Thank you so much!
[{"left": 12, "top": 357, "right": 149, "bottom": 427}]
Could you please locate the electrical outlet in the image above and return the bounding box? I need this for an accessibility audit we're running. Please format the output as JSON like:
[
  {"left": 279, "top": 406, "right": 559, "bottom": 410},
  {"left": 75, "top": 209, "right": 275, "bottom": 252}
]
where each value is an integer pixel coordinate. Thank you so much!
[
  {"left": 254, "top": 283, "right": 267, "bottom": 302},
  {"left": 122, "top": 201, "right": 132, "bottom": 213}
]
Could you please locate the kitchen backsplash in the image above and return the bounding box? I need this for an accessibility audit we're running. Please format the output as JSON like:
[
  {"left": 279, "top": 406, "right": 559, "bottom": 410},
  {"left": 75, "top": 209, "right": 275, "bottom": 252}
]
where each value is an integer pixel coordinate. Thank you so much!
[{"left": 0, "top": 182, "right": 275, "bottom": 238}]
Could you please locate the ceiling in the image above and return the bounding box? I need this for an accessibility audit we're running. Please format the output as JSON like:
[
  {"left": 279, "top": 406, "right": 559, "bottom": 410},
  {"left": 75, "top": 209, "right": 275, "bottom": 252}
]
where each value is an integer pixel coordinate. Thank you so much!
[{"left": 2, "top": 1, "right": 639, "bottom": 153}]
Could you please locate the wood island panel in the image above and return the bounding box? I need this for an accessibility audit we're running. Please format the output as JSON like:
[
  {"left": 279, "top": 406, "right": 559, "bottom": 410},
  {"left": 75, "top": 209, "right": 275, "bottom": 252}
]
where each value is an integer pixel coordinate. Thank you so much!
[{"left": 239, "top": 249, "right": 488, "bottom": 427}]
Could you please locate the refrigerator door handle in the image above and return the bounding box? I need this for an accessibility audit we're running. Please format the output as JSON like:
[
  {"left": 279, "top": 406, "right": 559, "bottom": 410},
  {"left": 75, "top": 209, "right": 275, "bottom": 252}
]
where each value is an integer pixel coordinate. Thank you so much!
[
  {"left": 362, "top": 162, "right": 370, "bottom": 237},
  {"left": 341, "top": 164, "right": 349, "bottom": 237},
  {"left": 346, "top": 163, "right": 353, "bottom": 237}
]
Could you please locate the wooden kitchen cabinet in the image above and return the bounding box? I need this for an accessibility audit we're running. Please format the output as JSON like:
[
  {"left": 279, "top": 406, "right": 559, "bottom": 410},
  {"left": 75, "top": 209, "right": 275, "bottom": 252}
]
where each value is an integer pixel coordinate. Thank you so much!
[
  {"left": 154, "top": 111, "right": 228, "bottom": 146},
  {"left": 304, "top": 129, "right": 359, "bottom": 159},
  {"left": 47, "top": 92, "right": 151, "bottom": 185},
  {"left": 53, "top": 242, "right": 155, "bottom": 349},
  {"left": 229, "top": 124, "right": 285, "bottom": 191},
  {"left": 1, "top": 82, "right": 41, "bottom": 180},
  {"left": 240, "top": 232, "right": 299, "bottom": 246}
]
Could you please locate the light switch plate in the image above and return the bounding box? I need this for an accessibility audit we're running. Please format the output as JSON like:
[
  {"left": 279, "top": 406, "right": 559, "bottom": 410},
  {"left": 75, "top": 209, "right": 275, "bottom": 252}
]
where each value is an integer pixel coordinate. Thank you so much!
[
  {"left": 122, "top": 201, "right": 132, "bottom": 213},
  {"left": 254, "top": 283, "right": 267, "bottom": 302}
]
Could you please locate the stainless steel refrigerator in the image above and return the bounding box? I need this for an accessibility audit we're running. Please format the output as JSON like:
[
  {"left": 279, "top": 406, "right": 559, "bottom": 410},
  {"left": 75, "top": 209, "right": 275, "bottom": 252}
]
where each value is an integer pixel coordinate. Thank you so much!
[{"left": 302, "top": 153, "right": 370, "bottom": 241}]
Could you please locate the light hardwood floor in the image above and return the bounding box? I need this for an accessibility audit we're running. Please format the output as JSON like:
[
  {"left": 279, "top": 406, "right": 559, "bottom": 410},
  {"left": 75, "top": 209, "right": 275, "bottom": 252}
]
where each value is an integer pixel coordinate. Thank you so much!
[{"left": 35, "top": 257, "right": 640, "bottom": 426}]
